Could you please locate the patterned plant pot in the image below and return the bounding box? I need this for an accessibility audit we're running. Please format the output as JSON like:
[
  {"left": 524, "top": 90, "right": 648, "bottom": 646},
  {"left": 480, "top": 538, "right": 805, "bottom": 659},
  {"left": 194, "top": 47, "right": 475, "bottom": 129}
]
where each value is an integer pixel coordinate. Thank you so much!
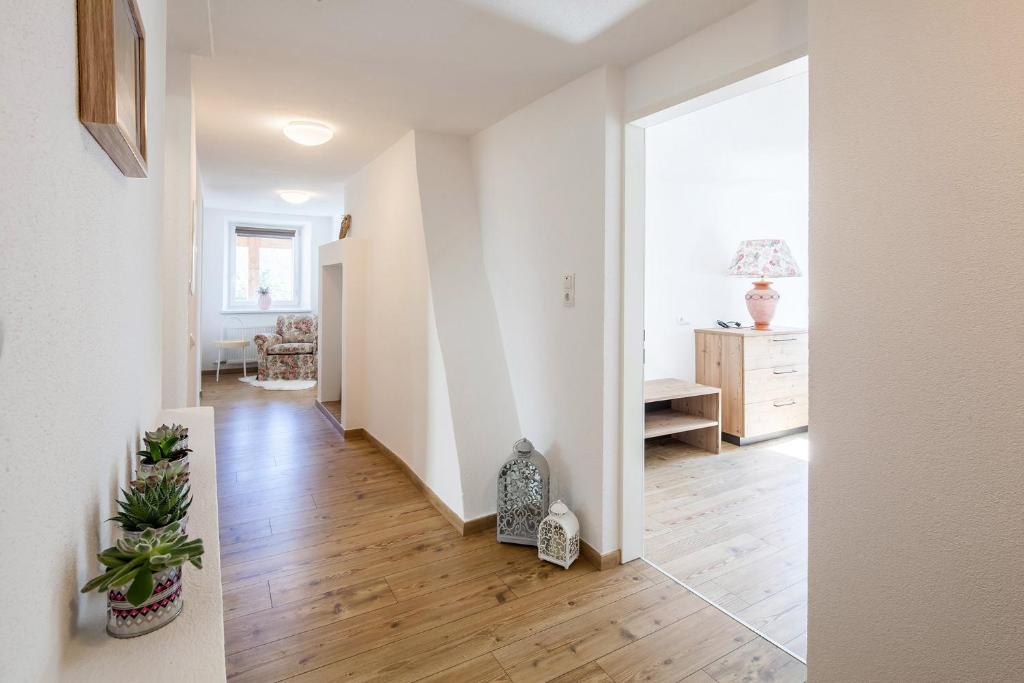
[
  {"left": 106, "top": 566, "right": 184, "bottom": 638},
  {"left": 258, "top": 292, "right": 272, "bottom": 310},
  {"left": 121, "top": 516, "right": 188, "bottom": 542},
  {"left": 137, "top": 452, "right": 190, "bottom": 482}
]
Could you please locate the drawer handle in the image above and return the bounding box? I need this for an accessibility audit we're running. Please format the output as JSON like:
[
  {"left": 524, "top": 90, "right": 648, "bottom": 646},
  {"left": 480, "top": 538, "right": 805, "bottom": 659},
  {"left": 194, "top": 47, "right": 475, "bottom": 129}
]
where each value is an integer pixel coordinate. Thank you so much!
[
  {"left": 773, "top": 399, "right": 797, "bottom": 407},
  {"left": 771, "top": 337, "right": 799, "bottom": 342},
  {"left": 772, "top": 368, "right": 798, "bottom": 375}
]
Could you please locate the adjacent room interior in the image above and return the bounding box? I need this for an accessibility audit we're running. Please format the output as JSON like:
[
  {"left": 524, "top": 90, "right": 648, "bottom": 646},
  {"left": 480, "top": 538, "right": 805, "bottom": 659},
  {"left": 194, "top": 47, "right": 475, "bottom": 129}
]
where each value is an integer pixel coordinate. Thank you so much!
[
  {"left": 639, "top": 60, "right": 810, "bottom": 658},
  {"left": 201, "top": 207, "right": 337, "bottom": 392}
]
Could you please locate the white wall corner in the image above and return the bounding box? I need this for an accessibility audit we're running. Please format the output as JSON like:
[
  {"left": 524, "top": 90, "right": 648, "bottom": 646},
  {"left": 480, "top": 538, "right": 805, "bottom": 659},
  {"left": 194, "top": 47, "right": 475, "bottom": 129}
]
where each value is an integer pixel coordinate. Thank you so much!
[{"left": 413, "top": 130, "right": 522, "bottom": 520}]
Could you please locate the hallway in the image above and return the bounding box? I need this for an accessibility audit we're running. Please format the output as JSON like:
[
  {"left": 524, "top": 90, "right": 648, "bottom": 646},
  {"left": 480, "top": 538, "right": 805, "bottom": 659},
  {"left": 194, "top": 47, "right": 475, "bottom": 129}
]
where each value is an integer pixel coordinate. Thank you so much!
[{"left": 205, "top": 376, "right": 806, "bottom": 682}]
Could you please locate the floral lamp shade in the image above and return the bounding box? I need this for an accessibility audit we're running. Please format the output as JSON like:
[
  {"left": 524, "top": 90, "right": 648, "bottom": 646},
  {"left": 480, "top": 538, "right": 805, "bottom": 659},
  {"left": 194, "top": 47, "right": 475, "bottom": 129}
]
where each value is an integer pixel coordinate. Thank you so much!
[{"left": 727, "top": 239, "right": 801, "bottom": 279}]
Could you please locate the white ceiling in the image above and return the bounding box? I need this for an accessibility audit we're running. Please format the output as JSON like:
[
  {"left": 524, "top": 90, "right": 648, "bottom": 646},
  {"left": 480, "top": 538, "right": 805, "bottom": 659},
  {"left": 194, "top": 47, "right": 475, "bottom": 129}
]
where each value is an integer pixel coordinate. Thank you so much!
[{"left": 184, "top": 0, "right": 754, "bottom": 216}]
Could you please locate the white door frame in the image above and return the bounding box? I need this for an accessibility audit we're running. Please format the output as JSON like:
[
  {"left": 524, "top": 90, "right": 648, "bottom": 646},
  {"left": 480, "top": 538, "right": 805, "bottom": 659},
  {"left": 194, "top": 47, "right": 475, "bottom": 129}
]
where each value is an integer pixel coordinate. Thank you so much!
[{"left": 619, "top": 56, "right": 810, "bottom": 562}]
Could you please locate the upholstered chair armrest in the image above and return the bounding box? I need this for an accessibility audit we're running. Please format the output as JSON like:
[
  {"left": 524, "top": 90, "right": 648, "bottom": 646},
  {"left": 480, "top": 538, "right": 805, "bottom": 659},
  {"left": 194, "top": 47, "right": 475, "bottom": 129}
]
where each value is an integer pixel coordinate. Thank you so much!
[{"left": 253, "top": 333, "right": 283, "bottom": 356}]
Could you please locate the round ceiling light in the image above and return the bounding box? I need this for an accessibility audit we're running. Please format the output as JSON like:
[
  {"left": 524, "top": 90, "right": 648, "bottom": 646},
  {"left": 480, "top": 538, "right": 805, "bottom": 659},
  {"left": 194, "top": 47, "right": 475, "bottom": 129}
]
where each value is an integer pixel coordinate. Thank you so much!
[
  {"left": 283, "top": 120, "right": 334, "bottom": 146},
  {"left": 279, "top": 190, "right": 312, "bottom": 204}
]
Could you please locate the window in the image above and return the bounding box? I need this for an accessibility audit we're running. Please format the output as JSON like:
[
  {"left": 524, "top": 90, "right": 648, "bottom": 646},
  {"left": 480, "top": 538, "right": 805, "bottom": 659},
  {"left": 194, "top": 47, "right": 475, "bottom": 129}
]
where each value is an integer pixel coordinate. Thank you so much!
[{"left": 226, "top": 224, "right": 302, "bottom": 310}]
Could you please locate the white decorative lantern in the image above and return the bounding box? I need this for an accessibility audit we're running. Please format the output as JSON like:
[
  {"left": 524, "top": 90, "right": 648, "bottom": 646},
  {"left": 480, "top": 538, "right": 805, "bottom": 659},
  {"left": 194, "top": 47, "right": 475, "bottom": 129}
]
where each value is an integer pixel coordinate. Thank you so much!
[
  {"left": 497, "top": 438, "right": 549, "bottom": 546},
  {"left": 537, "top": 500, "right": 580, "bottom": 569}
]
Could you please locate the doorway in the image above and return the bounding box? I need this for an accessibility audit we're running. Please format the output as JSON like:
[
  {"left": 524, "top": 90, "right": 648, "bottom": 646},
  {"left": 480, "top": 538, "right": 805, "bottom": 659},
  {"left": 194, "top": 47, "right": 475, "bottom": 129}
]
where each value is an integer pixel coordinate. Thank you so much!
[
  {"left": 318, "top": 262, "right": 344, "bottom": 423},
  {"left": 621, "top": 56, "right": 809, "bottom": 661}
]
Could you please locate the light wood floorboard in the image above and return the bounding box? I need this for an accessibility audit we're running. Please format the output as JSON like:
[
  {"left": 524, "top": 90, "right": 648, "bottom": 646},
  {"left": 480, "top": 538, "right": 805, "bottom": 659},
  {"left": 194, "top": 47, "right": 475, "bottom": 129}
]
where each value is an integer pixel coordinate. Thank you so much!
[
  {"left": 644, "top": 433, "right": 808, "bottom": 660},
  {"left": 203, "top": 377, "right": 806, "bottom": 681}
]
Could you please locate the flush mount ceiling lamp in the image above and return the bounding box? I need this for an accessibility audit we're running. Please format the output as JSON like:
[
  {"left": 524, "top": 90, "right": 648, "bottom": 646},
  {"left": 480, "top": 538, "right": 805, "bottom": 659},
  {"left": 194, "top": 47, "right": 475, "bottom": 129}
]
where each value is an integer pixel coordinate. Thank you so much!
[
  {"left": 278, "top": 190, "right": 312, "bottom": 204},
  {"left": 283, "top": 120, "right": 334, "bottom": 146}
]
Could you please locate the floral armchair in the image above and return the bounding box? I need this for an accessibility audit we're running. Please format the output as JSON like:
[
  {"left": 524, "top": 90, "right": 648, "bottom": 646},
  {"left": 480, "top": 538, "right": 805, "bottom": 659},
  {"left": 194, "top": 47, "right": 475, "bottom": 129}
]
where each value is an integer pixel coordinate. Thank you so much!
[{"left": 253, "top": 314, "right": 319, "bottom": 381}]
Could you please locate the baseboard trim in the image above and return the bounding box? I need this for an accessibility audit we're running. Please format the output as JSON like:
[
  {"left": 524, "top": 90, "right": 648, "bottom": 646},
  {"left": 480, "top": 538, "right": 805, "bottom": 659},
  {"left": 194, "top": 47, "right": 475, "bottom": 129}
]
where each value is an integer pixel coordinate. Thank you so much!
[
  {"left": 581, "top": 542, "right": 621, "bottom": 571},
  {"left": 722, "top": 425, "right": 808, "bottom": 446},
  {"left": 311, "top": 414, "right": 530, "bottom": 541},
  {"left": 314, "top": 401, "right": 367, "bottom": 438},
  {"left": 361, "top": 429, "right": 493, "bottom": 537},
  {"left": 201, "top": 367, "right": 249, "bottom": 377},
  {"left": 464, "top": 513, "right": 497, "bottom": 534}
]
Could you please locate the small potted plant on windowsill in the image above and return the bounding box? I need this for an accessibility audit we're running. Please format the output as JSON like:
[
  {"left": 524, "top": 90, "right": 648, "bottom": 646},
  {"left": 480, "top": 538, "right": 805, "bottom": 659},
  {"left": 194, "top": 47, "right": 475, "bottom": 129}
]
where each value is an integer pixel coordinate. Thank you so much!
[
  {"left": 80, "top": 524, "right": 204, "bottom": 638},
  {"left": 110, "top": 476, "right": 192, "bottom": 540},
  {"left": 137, "top": 423, "right": 192, "bottom": 481},
  {"left": 257, "top": 285, "right": 272, "bottom": 310}
]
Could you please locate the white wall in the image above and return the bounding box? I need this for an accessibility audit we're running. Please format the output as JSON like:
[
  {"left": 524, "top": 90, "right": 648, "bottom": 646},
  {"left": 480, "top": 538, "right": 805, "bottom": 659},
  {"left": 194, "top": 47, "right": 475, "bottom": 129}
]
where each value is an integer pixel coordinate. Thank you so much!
[
  {"left": 644, "top": 70, "right": 808, "bottom": 381},
  {"left": 0, "top": 1, "right": 168, "bottom": 679},
  {"left": 340, "top": 133, "right": 466, "bottom": 517},
  {"left": 199, "top": 207, "right": 335, "bottom": 370},
  {"left": 809, "top": 1, "right": 1024, "bottom": 680},
  {"left": 414, "top": 132, "right": 522, "bottom": 519},
  {"left": 163, "top": 50, "right": 200, "bottom": 407},
  {"left": 624, "top": 0, "right": 807, "bottom": 121},
  {"left": 473, "top": 67, "right": 624, "bottom": 552}
]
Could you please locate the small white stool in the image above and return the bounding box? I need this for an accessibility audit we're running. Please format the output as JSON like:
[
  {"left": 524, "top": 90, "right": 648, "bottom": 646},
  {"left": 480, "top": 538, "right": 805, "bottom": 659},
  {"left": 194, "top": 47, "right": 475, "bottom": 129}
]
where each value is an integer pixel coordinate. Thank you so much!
[
  {"left": 216, "top": 317, "right": 251, "bottom": 382},
  {"left": 215, "top": 339, "right": 251, "bottom": 381}
]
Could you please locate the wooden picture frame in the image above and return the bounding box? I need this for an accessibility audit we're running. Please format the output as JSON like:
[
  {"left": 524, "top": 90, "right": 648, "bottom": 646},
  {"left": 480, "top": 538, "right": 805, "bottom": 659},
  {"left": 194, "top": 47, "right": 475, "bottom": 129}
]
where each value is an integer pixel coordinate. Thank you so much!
[{"left": 77, "top": 0, "right": 147, "bottom": 177}]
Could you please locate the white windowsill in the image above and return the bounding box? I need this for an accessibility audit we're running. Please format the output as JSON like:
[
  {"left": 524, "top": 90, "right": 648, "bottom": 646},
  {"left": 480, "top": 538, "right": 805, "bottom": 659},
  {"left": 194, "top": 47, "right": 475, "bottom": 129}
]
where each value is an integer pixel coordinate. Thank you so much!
[{"left": 220, "top": 308, "right": 312, "bottom": 315}]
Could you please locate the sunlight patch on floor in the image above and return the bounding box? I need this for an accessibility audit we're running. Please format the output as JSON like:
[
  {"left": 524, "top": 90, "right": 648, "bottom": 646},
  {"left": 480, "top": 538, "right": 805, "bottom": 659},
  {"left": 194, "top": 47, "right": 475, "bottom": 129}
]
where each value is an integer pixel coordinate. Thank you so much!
[{"left": 762, "top": 434, "right": 810, "bottom": 462}]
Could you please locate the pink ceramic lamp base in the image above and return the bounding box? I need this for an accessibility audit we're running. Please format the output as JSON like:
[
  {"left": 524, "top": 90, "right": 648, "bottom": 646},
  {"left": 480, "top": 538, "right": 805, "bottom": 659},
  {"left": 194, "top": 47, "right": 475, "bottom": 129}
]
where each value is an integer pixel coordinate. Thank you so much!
[{"left": 745, "top": 280, "right": 780, "bottom": 330}]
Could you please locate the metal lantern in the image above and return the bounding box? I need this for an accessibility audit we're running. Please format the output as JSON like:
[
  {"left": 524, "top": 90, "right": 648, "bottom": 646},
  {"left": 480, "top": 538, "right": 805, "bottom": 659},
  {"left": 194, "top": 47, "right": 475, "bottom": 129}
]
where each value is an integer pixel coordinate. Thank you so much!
[
  {"left": 538, "top": 500, "right": 580, "bottom": 569},
  {"left": 496, "top": 438, "right": 549, "bottom": 546}
]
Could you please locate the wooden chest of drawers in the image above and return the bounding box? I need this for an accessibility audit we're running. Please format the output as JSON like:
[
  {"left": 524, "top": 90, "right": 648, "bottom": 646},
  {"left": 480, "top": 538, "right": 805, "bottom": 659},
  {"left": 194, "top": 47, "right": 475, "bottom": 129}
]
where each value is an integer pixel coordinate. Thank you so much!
[{"left": 695, "top": 327, "right": 808, "bottom": 444}]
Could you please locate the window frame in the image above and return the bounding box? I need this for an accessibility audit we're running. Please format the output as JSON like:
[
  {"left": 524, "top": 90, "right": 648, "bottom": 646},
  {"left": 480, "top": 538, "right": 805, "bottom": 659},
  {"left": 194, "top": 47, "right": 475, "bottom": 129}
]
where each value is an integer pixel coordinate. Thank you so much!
[{"left": 224, "top": 221, "right": 304, "bottom": 312}]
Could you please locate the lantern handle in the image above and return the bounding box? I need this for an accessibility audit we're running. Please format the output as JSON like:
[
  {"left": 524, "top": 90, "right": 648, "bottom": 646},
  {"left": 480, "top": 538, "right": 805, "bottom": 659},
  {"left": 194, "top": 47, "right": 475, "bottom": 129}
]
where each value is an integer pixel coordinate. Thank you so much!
[
  {"left": 550, "top": 500, "right": 569, "bottom": 515},
  {"left": 514, "top": 438, "right": 534, "bottom": 456}
]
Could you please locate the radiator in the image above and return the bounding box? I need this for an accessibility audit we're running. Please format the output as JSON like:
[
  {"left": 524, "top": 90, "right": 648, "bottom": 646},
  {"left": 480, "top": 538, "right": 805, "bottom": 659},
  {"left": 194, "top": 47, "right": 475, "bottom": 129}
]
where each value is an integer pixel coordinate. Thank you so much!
[{"left": 219, "top": 324, "right": 275, "bottom": 366}]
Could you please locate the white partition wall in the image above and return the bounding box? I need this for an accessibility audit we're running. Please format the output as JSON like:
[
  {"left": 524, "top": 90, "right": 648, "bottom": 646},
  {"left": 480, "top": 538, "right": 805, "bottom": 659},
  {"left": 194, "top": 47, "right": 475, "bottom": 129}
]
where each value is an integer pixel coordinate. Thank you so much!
[
  {"left": 318, "top": 238, "right": 367, "bottom": 430},
  {"left": 319, "top": 262, "right": 344, "bottom": 407}
]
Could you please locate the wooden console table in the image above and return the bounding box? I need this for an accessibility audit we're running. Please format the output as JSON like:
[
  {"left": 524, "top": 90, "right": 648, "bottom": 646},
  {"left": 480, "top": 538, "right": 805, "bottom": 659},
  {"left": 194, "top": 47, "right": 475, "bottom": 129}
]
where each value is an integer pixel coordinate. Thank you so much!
[{"left": 643, "top": 378, "right": 722, "bottom": 454}]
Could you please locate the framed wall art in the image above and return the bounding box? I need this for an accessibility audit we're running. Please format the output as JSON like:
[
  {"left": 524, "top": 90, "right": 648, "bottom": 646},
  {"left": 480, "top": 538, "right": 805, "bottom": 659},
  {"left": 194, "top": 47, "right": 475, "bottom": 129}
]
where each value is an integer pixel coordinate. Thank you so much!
[{"left": 77, "top": 0, "right": 148, "bottom": 177}]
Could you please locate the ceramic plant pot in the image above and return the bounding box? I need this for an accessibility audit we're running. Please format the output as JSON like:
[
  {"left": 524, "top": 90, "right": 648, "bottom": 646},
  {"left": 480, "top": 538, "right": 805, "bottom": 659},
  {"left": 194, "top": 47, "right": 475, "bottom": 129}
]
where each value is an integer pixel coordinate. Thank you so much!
[
  {"left": 137, "top": 452, "right": 190, "bottom": 483},
  {"left": 121, "top": 516, "right": 188, "bottom": 543},
  {"left": 106, "top": 566, "right": 184, "bottom": 638},
  {"left": 258, "top": 292, "right": 272, "bottom": 310}
]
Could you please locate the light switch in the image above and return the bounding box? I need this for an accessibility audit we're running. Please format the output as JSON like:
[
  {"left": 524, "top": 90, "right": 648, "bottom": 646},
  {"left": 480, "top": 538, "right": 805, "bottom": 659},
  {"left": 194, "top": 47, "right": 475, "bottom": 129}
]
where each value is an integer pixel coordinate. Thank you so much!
[{"left": 562, "top": 273, "right": 575, "bottom": 307}]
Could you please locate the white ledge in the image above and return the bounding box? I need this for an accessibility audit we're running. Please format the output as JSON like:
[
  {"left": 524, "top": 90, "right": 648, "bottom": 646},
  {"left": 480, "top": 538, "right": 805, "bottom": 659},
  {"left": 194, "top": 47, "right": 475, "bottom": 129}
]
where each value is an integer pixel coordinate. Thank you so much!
[
  {"left": 219, "top": 308, "right": 312, "bottom": 315},
  {"left": 65, "top": 407, "right": 226, "bottom": 681}
]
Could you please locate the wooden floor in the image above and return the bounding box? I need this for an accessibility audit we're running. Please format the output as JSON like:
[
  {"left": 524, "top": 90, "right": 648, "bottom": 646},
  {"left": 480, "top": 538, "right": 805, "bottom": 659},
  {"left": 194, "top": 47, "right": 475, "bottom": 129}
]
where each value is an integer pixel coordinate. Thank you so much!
[
  {"left": 644, "top": 434, "right": 808, "bottom": 659},
  {"left": 204, "top": 376, "right": 807, "bottom": 682},
  {"left": 321, "top": 399, "right": 342, "bottom": 422}
]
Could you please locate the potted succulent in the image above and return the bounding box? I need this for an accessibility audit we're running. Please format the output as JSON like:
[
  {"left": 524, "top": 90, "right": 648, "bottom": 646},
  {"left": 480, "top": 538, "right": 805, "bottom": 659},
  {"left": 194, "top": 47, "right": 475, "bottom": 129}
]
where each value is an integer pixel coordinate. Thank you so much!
[
  {"left": 257, "top": 285, "right": 272, "bottom": 310},
  {"left": 110, "top": 477, "right": 192, "bottom": 540},
  {"left": 137, "top": 423, "right": 191, "bottom": 480},
  {"left": 80, "top": 524, "right": 204, "bottom": 638}
]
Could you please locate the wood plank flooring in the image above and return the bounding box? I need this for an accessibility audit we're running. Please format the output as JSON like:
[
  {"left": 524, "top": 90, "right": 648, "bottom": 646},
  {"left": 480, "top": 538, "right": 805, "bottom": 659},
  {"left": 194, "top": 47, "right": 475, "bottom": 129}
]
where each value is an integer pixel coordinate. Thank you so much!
[
  {"left": 203, "top": 376, "right": 806, "bottom": 681},
  {"left": 644, "top": 434, "right": 808, "bottom": 659},
  {"left": 321, "top": 400, "right": 342, "bottom": 422}
]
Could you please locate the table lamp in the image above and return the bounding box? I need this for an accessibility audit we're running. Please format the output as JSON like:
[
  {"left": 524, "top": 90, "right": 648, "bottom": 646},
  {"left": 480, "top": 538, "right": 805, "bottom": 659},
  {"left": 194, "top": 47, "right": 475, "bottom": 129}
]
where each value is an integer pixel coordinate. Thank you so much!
[{"left": 727, "top": 239, "right": 802, "bottom": 330}]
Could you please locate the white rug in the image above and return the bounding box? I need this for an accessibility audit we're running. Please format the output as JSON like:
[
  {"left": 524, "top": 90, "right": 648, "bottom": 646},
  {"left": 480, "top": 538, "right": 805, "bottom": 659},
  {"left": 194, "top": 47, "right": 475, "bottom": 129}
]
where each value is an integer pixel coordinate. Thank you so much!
[{"left": 239, "top": 376, "right": 317, "bottom": 391}]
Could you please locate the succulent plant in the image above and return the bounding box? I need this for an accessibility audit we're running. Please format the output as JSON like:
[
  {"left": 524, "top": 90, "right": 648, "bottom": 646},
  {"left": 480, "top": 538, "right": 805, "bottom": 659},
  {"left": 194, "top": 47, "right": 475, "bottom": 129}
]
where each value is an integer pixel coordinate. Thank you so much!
[
  {"left": 138, "top": 423, "right": 191, "bottom": 464},
  {"left": 132, "top": 459, "right": 190, "bottom": 489},
  {"left": 144, "top": 423, "right": 188, "bottom": 444},
  {"left": 110, "top": 477, "right": 191, "bottom": 532},
  {"left": 257, "top": 286, "right": 271, "bottom": 296},
  {"left": 80, "top": 524, "right": 204, "bottom": 606}
]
